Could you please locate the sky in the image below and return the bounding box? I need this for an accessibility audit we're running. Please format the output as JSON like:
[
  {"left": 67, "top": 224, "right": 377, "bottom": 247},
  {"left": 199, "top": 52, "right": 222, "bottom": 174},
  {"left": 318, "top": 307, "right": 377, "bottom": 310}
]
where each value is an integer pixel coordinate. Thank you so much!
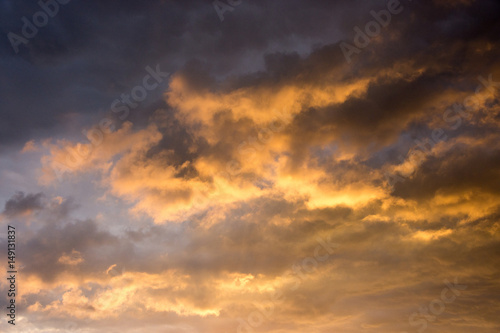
[{"left": 0, "top": 0, "right": 499, "bottom": 332}]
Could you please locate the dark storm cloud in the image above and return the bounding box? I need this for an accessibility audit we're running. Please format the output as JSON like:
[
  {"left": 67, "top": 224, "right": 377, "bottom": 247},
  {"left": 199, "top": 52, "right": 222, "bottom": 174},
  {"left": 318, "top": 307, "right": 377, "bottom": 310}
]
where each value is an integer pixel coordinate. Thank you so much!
[
  {"left": 1, "top": 0, "right": 497, "bottom": 155},
  {"left": 0, "top": 192, "right": 123, "bottom": 282},
  {"left": 339, "top": 0, "right": 500, "bottom": 74},
  {"left": 392, "top": 140, "right": 500, "bottom": 200},
  {"left": 286, "top": 72, "right": 451, "bottom": 158},
  {"left": 2, "top": 191, "right": 44, "bottom": 217},
  {"left": 0, "top": 0, "right": 354, "bottom": 151},
  {"left": 22, "top": 218, "right": 120, "bottom": 282}
]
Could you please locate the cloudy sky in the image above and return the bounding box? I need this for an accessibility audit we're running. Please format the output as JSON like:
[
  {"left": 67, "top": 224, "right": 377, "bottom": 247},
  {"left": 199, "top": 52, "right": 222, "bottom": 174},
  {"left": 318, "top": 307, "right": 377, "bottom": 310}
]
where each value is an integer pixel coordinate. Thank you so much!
[{"left": 0, "top": 0, "right": 499, "bottom": 332}]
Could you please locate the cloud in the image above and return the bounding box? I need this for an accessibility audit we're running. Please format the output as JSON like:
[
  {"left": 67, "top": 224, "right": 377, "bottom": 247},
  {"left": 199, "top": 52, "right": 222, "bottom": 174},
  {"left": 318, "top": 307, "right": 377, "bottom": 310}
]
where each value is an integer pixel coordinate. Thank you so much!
[
  {"left": 2, "top": 0, "right": 500, "bottom": 332},
  {"left": 2, "top": 192, "right": 44, "bottom": 217},
  {"left": 21, "top": 140, "right": 38, "bottom": 153},
  {"left": 39, "top": 122, "right": 162, "bottom": 184},
  {"left": 57, "top": 250, "right": 84, "bottom": 266}
]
